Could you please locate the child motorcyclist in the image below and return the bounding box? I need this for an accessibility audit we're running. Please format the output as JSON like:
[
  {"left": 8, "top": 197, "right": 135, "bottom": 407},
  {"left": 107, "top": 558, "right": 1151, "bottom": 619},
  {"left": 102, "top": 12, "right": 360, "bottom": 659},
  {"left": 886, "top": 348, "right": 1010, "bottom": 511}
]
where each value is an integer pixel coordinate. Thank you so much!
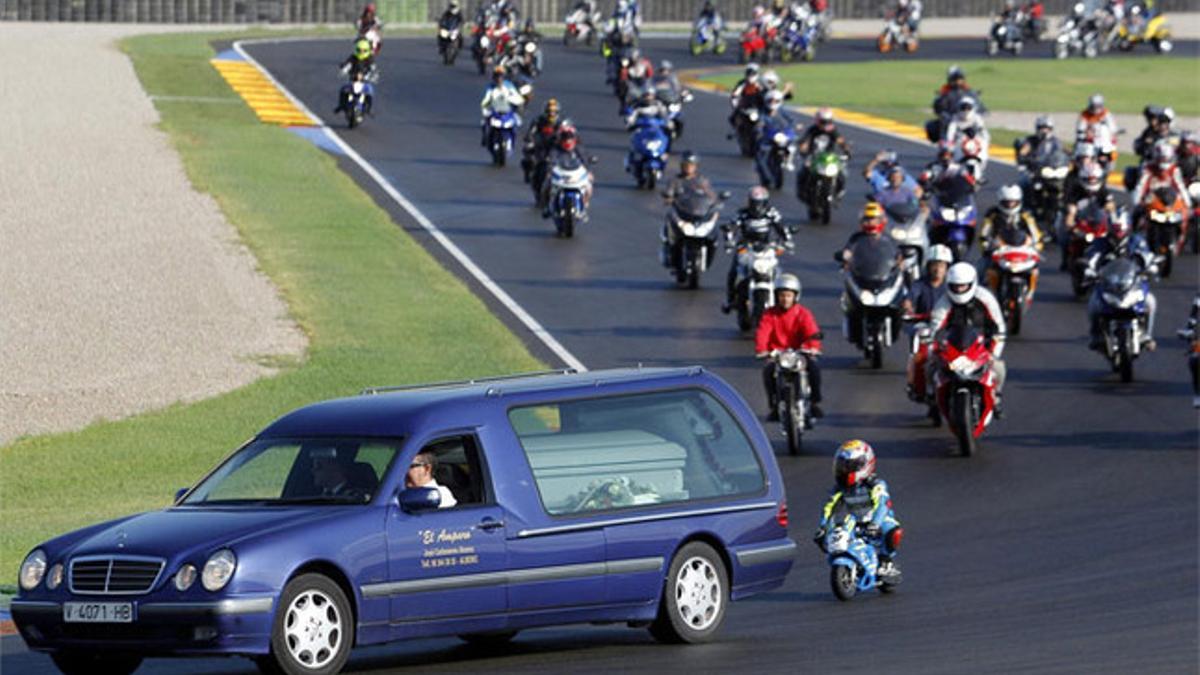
[
  {"left": 723, "top": 186, "right": 793, "bottom": 313},
  {"left": 480, "top": 65, "right": 525, "bottom": 145},
  {"left": 815, "top": 440, "right": 903, "bottom": 582},
  {"left": 1083, "top": 212, "right": 1158, "bottom": 351},
  {"left": 755, "top": 273, "right": 823, "bottom": 422},
  {"left": 335, "top": 38, "right": 377, "bottom": 115}
]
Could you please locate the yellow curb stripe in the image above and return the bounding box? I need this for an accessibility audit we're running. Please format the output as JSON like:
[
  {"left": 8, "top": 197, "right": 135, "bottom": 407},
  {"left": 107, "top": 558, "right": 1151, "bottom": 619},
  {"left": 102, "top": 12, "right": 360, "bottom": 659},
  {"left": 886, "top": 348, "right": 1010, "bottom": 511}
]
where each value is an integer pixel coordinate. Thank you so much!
[{"left": 210, "top": 58, "right": 317, "bottom": 128}]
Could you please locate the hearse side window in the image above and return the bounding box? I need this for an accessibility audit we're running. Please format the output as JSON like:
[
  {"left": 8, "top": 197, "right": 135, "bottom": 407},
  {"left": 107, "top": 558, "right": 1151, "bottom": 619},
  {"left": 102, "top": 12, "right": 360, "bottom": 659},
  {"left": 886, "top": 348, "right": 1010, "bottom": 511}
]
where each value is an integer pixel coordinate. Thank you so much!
[
  {"left": 417, "top": 436, "right": 489, "bottom": 507},
  {"left": 508, "top": 389, "right": 766, "bottom": 516}
]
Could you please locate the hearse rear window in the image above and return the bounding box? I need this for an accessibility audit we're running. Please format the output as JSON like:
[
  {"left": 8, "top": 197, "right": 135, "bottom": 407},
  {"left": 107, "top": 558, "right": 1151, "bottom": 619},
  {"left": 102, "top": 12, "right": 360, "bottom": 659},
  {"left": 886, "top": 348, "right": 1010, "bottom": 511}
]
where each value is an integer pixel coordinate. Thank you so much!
[{"left": 508, "top": 389, "right": 766, "bottom": 515}]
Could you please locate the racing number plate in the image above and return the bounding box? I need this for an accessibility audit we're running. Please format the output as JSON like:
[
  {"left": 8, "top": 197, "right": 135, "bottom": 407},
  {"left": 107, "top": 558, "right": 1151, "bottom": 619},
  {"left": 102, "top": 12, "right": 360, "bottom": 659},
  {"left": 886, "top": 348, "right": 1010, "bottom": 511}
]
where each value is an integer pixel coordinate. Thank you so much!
[{"left": 63, "top": 602, "right": 133, "bottom": 623}]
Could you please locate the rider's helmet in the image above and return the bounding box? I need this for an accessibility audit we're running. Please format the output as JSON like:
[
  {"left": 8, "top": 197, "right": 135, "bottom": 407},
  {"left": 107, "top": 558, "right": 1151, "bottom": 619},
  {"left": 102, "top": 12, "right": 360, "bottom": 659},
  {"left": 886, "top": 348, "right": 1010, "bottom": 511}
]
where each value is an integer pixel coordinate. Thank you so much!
[
  {"left": 1035, "top": 115, "right": 1054, "bottom": 137},
  {"left": 491, "top": 64, "right": 505, "bottom": 82},
  {"left": 681, "top": 150, "right": 700, "bottom": 169},
  {"left": 629, "top": 47, "right": 641, "bottom": 61},
  {"left": 559, "top": 122, "right": 579, "bottom": 151},
  {"left": 354, "top": 38, "right": 372, "bottom": 60},
  {"left": 745, "top": 63, "right": 761, "bottom": 79},
  {"left": 860, "top": 202, "right": 886, "bottom": 235},
  {"left": 947, "top": 262, "right": 978, "bottom": 305},
  {"left": 898, "top": 0, "right": 910, "bottom": 8},
  {"left": 1075, "top": 141, "right": 1098, "bottom": 160},
  {"left": 1004, "top": 0, "right": 1015, "bottom": 10},
  {"left": 946, "top": 64, "right": 964, "bottom": 85},
  {"left": 752, "top": 5, "right": 765, "bottom": 20},
  {"left": 1087, "top": 94, "right": 1105, "bottom": 114},
  {"left": 1108, "top": 210, "right": 1131, "bottom": 246},
  {"left": 364, "top": 2, "right": 376, "bottom": 14},
  {"left": 927, "top": 243, "right": 954, "bottom": 269},
  {"left": 816, "top": 106, "right": 835, "bottom": 131},
  {"left": 1071, "top": 2, "right": 1085, "bottom": 18},
  {"left": 765, "top": 89, "right": 785, "bottom": 112},
  {"left": 1153, "top": 140, "right": 1177, "bottom": 171},
  {"left": 775, "top": 273, "right": 802, "bottom": 298},
  {"left": 748, "top": 185, "right": 770, "bottom": 216},
  {"left": 660, "top": 59, "right": 674, "bottom": 73},
  {"left": 761, "top": 69, "right": 780, "bottom": 90},
  {"left": 998, "top": 184, "right": 1023, "bottom": 218},
  {"left": 545, "top": 97, "right": 559, "bottom": 117},
  {"left": 449, "top": 0, "right": 459, "bottom": 9},
  {"left": 958, "top": 97, "right": 977, "bottom": 114},
  {"left": 833, "top": 440, "right": 876, "bottom": 490},
  {"left": 1080, "top": 162, "right": 1104, "bottom": 193},
  {"left": 1159, "top": 106, "right": 1176, "bottom": 128}
]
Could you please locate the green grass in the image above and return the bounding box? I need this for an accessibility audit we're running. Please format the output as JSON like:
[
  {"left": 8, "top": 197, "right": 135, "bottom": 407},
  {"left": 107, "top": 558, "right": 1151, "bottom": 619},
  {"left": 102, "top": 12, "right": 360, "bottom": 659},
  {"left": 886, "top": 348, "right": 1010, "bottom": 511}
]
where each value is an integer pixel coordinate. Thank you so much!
[
  {"left": 708, "top": 57, "right": 1200, "bottom": 118},
  {"left": 0, "top": 30, "right": 541, "bottom": 580}
]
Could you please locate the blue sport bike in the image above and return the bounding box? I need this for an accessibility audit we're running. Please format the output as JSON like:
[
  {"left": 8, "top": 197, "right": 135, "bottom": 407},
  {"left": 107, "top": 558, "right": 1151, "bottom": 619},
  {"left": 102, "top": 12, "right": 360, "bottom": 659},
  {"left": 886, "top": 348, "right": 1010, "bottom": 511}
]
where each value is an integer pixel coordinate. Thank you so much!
[
  {"left": 486, "top": 110, "right": 520, "bottom": 167},
  {"left": 626, "top": 115, "right": 670, "bottom": 190},
  {"left": 819, "top": 515, "right": 900, "bottom": 601}
]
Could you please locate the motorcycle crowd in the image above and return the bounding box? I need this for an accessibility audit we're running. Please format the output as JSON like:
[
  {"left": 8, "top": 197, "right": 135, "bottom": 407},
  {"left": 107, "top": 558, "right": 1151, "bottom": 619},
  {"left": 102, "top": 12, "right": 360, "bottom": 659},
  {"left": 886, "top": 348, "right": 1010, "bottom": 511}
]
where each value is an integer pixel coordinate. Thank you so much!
[{"left": 330, "top": 1, "right": 1197, "bottom": 602}]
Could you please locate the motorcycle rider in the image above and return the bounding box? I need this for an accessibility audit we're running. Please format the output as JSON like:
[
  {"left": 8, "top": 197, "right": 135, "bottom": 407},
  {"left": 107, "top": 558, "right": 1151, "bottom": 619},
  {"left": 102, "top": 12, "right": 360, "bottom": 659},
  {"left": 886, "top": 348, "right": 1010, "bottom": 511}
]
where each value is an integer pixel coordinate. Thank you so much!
[
  {"left": 980, "top": 184, "right": 1044, "bottom": 294},
  {"left": 618, "top": 47, "right": 654, "bottom": 106},
  {"left": 661, "top": 151, "right": 717, "bottom": 264},
  {"left": 569, "top": 0, "right": 599, "bottom": 35},
  {"left": 1132, "top": 141, "right": 1193, "bottom": 213},
  {"left": 540, "top": 121, "right": 593, "bottom": 219},
  {"left": 930, "top": 262, "right": 1007, "bottom": 412},
  {"left": 1016, "top": 115, "right": 1064, "bottom": 168},
  {"left": 918, "top": 141, "right": 958, "bottom": 192},
  {"left": 873, "top": 163, "right": 925, "bottom": 213},
  {"left": 729, "top": 63, "right": 764, "bottom": 124},
  {"left": 1076, "top": 94, "right": 1119, "bottom": 168},
  {"left": 755, "top": 273, "right": 824, "bottom": 421},
  {"left": 335, "top": 38, "right": 377, "bottom": 115},
  {"left": 652, "top": 60, "right": 685, "bottom": 101},
  {"left": 479, "top": 65, "right": 524, "bottom": 146},
  {"left": 1083, "top": 212, "right": 1158, "bottom": 351},
  {"left": 944, "top": 97, "right": 989, "bottom": 150},
  {"left": 697, "top": 0, "right": 725, "bottom": 38},
  {"left": 864, "top": 150, "right": 920, "bottom": 195},
  {"left": 356, "top": 2, "right": 382, "bottom": 35},
  {"left": 758, "top": 69, "right": 795, "bottom": 102},
  {"left": 755, "top": 90, "right": 798, "bottom": 180},
  {"left": 723, "top": 186, "right": 793, "bottom": 313},
  {"left": 839, "top": 202, "right": 893, "bottom": 264},
  {"left": 797, "top": 107, "right": 852, "bottom": 199},
  {"left": 929, "top": 65, "right": 981, "bottom": 140},
  {"left": 522, "top": 98, "right": 561, "bottom": 187},
  {"left": 815, "top": 440, "right": 903, "bottom": 583},
  {"left": 1133, "top": 105, "right": 1177, "bottom": 162},
  {"left": 903, "top": 244, "right": 953, "bottom": 407},
  {"left": 895, "top": 0, "right": 923, "bottom": 37},
  {"left": 626, "top": 88, "right": 671, "bottom": 138},
  {"left": 438, "top": 0, "right": 463, "bottom": 31}
]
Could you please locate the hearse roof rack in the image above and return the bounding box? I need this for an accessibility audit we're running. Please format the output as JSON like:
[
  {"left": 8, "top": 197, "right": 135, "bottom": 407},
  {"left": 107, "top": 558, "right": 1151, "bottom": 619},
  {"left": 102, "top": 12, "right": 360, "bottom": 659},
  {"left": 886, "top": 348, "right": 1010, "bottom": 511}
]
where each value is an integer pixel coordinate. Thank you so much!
[{"left": 360, "top": 369, "right": 579, "bottom": 396}]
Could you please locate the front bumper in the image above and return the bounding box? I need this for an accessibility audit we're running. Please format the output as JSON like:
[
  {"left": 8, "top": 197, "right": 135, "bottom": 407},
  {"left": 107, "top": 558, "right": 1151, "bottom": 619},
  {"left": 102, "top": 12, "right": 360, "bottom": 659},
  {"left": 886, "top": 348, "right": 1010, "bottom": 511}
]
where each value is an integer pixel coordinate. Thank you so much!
[{"left": 11, "top": 595, "right": 274, "bottom": 656}]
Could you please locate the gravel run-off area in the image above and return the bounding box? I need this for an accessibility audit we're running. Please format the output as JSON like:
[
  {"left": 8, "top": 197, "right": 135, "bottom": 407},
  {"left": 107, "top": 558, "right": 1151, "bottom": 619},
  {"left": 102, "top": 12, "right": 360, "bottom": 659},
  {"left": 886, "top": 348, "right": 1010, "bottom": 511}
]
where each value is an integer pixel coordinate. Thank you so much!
[{"left": 0, "top": 24, "right": 306, "bottom": 445}]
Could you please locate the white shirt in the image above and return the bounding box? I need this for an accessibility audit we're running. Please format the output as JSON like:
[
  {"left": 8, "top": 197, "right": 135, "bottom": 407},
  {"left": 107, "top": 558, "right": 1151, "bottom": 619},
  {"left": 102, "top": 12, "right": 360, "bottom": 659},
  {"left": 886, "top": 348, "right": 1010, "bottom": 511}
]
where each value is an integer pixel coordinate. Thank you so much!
[{"left": 421, "top": 478, "right": 458, "bottom": 508}]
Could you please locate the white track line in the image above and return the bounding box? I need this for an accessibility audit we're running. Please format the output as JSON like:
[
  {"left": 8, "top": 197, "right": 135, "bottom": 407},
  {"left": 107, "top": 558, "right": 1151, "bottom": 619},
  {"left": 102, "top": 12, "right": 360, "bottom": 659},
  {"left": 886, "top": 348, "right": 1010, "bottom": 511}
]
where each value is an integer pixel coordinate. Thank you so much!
[{"left": 232, "top": 39, "right": 588, "bottom": 373}]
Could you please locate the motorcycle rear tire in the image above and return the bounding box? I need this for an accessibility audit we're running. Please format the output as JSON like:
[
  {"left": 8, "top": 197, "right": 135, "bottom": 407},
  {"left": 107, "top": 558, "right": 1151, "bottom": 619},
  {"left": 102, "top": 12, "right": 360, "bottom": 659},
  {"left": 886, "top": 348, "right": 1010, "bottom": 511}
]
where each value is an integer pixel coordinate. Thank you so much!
[
  {"left": 870, "top": 341, "right": 883, "bottom": 370},
  {"left": 783, "top": 389, "right": 803, "bottom": 456},
  {"left": 346, "top": 109, "right": 358, "bottom": 130},
  {"left": 831, "top": 565, "right": 856, "bottom": 601},
  {"left": 560, "top": 211, "right": 575, "bottom": 239},
  {"left": 1117, "top": 332, "right": 1135, "bottom": 383},
  {"left": 646, "top": 171, "right": 657, "bottom": 190},
  {"left": 1160, "top": 248, "right": 1174, "bottom": 279},
  {"left": 1010, "top": 299, "right": 1023, "bottom": 336},
  {"left": 953, "top": 390, "right": 977, "bottom": 457}
]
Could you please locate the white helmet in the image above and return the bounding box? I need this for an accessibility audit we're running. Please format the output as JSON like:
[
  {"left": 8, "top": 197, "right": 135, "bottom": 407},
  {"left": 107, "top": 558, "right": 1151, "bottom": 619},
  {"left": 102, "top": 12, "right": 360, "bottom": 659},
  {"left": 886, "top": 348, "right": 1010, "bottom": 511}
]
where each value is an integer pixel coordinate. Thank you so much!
[
  {"left": 765, "top": 89, "right": 785, "bottom": 108},
  {"left": 947, "top": 262, "right": 977, "bottom": 305},
  {"left": 775, "top": 273, "right": 802, "bottom": 297},
  {"left": 998, "top": 184, "right": 1023, "bottom": 218},
  {"left": 761, "top": 69, "right": 780, "bottom": 89},
  {"left": 927, "top": 244, "right": 953, "bottom": 266}
]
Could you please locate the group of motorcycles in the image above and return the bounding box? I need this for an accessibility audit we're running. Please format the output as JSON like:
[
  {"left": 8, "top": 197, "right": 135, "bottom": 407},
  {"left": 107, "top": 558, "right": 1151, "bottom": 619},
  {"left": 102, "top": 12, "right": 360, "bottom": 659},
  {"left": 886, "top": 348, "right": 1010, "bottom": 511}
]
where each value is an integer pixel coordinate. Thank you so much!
[{"left": 1053, "top": 1, "right": 1174, "bottom": 59}]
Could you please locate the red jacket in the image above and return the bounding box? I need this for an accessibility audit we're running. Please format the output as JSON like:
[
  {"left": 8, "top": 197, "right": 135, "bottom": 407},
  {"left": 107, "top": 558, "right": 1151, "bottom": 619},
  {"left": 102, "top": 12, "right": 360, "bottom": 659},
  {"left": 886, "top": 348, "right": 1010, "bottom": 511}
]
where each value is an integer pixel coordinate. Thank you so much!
[{"left": 755, "top": 303, "right": 822, "bottom": 354}]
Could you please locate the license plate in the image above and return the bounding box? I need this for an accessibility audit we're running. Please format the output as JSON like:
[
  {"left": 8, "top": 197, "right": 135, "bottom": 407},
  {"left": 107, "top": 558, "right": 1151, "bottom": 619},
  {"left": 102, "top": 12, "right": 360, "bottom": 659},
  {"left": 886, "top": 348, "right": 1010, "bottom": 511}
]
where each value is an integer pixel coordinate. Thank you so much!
[{"left": 63, "top": 601, "right": 133, "bottom": 623}]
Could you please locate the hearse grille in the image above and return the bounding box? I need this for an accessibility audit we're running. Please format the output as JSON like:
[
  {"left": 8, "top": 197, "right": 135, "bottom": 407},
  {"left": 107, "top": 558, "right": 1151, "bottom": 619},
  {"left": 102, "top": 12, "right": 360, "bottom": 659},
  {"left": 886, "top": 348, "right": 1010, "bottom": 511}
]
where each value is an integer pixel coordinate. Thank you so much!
[{"left": 70, "top": 556, "right": 165, "bottom": 595}]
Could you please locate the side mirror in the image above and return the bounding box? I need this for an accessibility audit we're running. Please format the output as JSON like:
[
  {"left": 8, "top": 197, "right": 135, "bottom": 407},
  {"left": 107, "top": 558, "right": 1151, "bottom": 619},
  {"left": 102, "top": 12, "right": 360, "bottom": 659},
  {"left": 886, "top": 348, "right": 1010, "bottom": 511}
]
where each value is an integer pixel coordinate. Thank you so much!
[
  {"left": 718, "top": 190, "right": 733, "bottom": 200},
  {"left": 589, "top": 155, "right": 600, "bottom": 165},
  {"left": 833, "top": 250, "right": 846, "bottom": 263},
  {"left": 397, "top": 487, "right": 441, "bottom": 513},
  {"left": 174, "top": 488, "right": 189, "bottom": 504}
]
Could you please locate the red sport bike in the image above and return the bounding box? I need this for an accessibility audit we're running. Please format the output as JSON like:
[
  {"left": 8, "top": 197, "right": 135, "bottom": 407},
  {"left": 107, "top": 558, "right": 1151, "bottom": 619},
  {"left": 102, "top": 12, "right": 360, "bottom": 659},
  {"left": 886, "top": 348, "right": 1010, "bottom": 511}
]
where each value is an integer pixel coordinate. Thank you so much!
[
  {"left": 932, "top": 325, "right": 998, "bottom": 457},
  {"left": 739, "top": 27, "right": 770, "bottom": 63}
]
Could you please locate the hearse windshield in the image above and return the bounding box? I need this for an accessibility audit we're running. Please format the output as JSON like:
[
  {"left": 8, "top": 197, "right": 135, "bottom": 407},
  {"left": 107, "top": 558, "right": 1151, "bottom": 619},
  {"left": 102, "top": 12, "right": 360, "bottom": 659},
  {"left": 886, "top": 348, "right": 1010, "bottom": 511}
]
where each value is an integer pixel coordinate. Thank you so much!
[{"left": 182, "top": 438, "right": 400, "bottom": 506}]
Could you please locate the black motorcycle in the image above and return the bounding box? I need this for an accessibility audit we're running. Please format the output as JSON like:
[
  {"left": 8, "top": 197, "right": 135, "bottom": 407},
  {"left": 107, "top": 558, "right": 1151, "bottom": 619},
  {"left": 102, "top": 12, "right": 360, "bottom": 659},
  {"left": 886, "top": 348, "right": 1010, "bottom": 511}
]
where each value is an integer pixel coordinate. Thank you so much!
[
  {"left": 662, "top": 189, "right": 731, "bottom": 289},
  {"left": 438, "top": 15, "right": 464, "bottom": 65},
  {"left": 1093, "top": 257, "right": 1154, "bottom": 382},
  {"left": 837, "top": 237, "right": 905, "bottom": 368},
  {"left": 1022, "top": 147, "right": 1070, "bottom": 232}
]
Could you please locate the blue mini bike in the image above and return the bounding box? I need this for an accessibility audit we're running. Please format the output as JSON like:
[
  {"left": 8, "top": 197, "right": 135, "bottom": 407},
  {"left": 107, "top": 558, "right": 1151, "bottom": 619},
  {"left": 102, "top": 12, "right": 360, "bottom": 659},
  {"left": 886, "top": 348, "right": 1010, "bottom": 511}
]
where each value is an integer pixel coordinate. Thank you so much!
[{"left": 822, "top": 515, "right": 899, "bottom": 601}]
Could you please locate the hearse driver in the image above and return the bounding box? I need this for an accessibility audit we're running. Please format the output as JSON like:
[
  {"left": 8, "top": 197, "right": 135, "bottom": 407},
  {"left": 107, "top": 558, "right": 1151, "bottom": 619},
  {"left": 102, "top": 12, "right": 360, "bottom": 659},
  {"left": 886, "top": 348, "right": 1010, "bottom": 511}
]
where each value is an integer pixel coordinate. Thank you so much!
[
  {"left": 406, "top": 451, "right": 458, "bottom": 508},
  {"left": 311, "top": 447, "right": 352, "bottom": 497}
]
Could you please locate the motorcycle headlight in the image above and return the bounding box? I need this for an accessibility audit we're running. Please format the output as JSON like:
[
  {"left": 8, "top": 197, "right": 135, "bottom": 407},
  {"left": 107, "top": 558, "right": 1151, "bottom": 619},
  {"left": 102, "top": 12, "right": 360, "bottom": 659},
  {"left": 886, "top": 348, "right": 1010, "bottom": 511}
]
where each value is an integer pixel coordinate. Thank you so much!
[
  {"left": 752, "top": 257, "right": 775, "bottom": 275},
  {"left": 692, "top": 218, "right": 718, "bottom": 237},
  {"left": 778, "top": 351, "right": 801, "bottom": 369},
  {"left": 748, "top": 110, "right": 759, "bottom": 122},
  {"left": 1150, "top": 210, "right": 1168, "bottom": 223},
  {"left": 949, "top": 355, "right": 981, "bottom": 377},
  {"left": 821, "top": 163, "right": 839, "bottom": 177},
  {"left": 669, "top": 103, "right": 682, "bottom": 114},
  {"left": 19, "top": 549, "right": 47, "bottom": 591},
  {"left": 678, "top": 220, "right": 697, "bottom": 236},
  {"left": 519, "top": 84, "right": 532, "bottom": 96},
  {"left": 1040, "top": 167, "right": 1055, "bottom": 178},
  {"left": 645, "top": 139, "right": 664, "bottom": 152},
  {"left": 1053, "top": 167, "right": 1070, "bottom": 178},
  {"left": 46, "top": 563, "right": 64, "bottom": 590},
  {"left": 201, "top": 549, "right": 236, "bottom": 592},
  {"left": 940, "top": 207, "right": 957, "bottom": 221},
  {"left": 1116, "top": 288, "right": 1146, "bottom": 309},
  {"left": 480, "top": 36, "right": 490, "bottom": 47},
  {"left": 891, "top": 227, "right": 910, "bottom": 241},
  {"left": 859, "top": 289, "right": 874, "bottom": 304},
  {"left": 958, "top": 207, "right": 974, "bottom": 221},
  {"left": 352, "top": 82, "right": 364, "bottom": 94},
  {"left": 525, "top": 41, "right": 537, "bottom": 53},
  {"left": 773, "top": 132, "right": 789, "bottom": 146},
  {"left": 439, "top": 28, "right": 449, "bottom": 38},
  {"left": 490, "top": 117, "right": 504, "bottom": 127}
]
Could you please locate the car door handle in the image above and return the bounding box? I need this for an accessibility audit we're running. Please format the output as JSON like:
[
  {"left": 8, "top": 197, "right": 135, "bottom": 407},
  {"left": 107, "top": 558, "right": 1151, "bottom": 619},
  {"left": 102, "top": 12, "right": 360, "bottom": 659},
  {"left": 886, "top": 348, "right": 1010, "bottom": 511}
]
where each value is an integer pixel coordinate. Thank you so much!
[{"left": 477, "top": 518, "right": 505, "bottom": 532}]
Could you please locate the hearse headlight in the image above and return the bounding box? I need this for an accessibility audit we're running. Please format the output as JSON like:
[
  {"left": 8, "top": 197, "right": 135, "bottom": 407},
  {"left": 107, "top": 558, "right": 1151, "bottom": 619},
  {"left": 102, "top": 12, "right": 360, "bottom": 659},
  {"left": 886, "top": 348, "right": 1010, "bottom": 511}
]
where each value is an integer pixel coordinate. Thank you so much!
[
  {"left": 175, "top": 564, "right": 198, "bottom": 591},
  {"left": 202, "top": 550, "right": 236, "bottom": 592},
  {"left": 19, "top": 549, "right": 47, "bottom": 591},
  {"left": 46, "top": 563, "right": 64, "bottom": 590}
]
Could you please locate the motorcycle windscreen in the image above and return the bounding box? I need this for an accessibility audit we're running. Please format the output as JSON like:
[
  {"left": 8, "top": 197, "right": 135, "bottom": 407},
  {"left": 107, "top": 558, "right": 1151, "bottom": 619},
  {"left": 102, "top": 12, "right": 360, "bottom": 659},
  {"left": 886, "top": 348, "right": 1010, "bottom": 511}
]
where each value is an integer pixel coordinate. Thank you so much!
[
  {"left": 849, "top": 237, "right": 900, "bottom": 290},
  {"left": 674, "top": 189, "right": 718, "bottom": 222},
  {"left": 936, "top": 174, "right": 975, "bottom": 210},
  {"left": 1099, "top": 257, "right": 1139, "bottom": 294},
  {"left": 942, "top": 323, "right": 984, "bottom": 353},
  {"left": 553, "top": 153, "right": 584, "bottom": 171},
  {"left": 876, "top": 191, "right": 920, "bottom": 223}
]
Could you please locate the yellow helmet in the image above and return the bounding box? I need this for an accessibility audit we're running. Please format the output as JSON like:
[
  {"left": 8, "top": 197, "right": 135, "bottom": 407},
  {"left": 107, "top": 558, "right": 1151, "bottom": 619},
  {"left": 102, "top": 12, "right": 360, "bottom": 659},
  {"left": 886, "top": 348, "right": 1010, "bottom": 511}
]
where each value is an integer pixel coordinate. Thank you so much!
[
  {"left": 354, "top": 38, "right": 372, "bottom": 60},
  {"left": 862, "top": 202, "right": 884, "bottom": 221}
]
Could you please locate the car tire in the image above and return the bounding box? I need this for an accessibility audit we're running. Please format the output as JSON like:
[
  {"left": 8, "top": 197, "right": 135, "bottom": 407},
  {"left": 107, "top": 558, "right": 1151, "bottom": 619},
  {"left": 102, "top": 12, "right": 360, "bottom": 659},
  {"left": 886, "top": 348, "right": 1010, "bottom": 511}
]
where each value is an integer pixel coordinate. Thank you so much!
[
  {"left": 649, "top": 541, "right": 728, "bottom": 644},
  {"left": 51, "top": 652, "right": 143, "bottom": 675},
  {"left": 263, "top": 573, "right": 353, "bottom": 675}
]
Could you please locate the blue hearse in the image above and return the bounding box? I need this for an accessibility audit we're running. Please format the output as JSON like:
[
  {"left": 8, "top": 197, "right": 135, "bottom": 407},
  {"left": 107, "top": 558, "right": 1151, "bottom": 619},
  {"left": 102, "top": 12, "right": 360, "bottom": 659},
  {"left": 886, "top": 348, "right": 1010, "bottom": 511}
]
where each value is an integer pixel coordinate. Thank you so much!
[{"left": 13, "top": 368, "right": 796, "bottom": 675}]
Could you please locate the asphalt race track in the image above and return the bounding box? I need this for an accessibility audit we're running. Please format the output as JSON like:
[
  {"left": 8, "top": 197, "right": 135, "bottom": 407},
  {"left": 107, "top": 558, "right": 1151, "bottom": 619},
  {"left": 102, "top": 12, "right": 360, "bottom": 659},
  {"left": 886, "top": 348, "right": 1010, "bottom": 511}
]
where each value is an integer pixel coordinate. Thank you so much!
[{"left": 4, "top": 36, "right": 1196, "bottom": 674}]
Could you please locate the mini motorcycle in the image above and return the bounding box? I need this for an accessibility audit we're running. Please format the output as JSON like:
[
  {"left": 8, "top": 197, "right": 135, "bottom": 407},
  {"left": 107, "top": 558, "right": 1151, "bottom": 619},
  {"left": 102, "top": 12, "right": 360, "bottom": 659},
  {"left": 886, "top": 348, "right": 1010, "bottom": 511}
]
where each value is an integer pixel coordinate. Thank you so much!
[
  {"left": 933, "top": 324, "right": 998, "bottom": 457},
  {"left": 819, "top": 515, "right": 899, "bottom": 601}
]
